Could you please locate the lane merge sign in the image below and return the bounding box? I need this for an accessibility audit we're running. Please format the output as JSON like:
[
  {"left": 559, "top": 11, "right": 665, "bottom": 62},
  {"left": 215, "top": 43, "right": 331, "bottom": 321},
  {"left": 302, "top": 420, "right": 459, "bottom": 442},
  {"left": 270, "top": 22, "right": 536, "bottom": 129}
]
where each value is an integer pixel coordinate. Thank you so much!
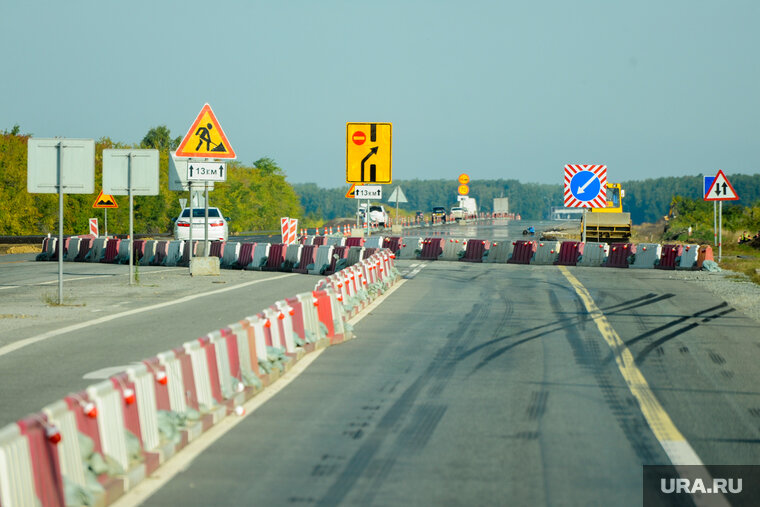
[
  {"left": 175, "top": 103, "right": 236, "bottom": 159},
  {"left": 564, "top": 164, "right": 607, "bottom": 208},
  {"left": 346, "top": 122, "right": 392, "bottom": 184},
  {"left": 704, "top": 170, "right": 739, "bottom": 201}
]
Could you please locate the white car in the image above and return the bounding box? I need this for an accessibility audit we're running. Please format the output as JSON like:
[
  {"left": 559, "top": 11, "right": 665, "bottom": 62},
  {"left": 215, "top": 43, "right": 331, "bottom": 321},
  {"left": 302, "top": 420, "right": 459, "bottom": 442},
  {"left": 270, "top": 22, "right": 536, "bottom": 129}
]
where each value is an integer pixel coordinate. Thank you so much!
[
  {"left": 450, "top": 206, "right": 465, "bottom": 220},
  {"left": 173, "top": 207, "right": 229, "bottom": 241},
  {"left": 367, "top": 205, "right": 389, "bottom": 227}
]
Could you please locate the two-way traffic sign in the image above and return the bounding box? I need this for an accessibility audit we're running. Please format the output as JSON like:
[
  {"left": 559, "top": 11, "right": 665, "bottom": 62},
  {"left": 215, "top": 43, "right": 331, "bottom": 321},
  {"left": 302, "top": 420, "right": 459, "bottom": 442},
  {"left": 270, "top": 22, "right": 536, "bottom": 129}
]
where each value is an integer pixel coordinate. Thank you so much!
[
  {"left": 346, "top": 122, "right": 392, "bottom": 184},
  {"left": 704, "top": 170, "right": 739, "bottom": 201}
]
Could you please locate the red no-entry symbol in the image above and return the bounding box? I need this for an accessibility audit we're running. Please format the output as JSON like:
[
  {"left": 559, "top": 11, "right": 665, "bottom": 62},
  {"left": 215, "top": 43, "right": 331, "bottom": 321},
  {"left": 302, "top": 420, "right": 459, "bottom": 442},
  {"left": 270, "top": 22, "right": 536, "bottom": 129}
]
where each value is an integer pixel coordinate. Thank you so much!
[{"left": 352, "top": 131, "right": 366, "bottom": 145}]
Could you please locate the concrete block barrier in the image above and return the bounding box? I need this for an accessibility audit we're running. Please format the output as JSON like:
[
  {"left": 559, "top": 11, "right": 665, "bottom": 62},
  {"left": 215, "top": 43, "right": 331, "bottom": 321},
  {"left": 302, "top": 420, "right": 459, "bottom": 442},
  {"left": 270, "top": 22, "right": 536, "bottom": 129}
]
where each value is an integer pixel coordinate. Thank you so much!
[
  {"left": 36, "top": 237, "right": 54, "bottom": 261},
  {"left": 87, "top": 237, "right": 108, "bottom": 263},
  {"left": 696, "top": 245, "right": 714, "bottom": 269},
  {"left": 346, "top": 246, "right": 364, "bottom": 266},
  {"left": 362, "top": 248, "right": 378, "bottom": 260},
  {"left": 234, "top": 242, "right": 255, "bottom": 269},
  {"left": 262, "top": 243, "right": 286, "bottom": 271},
  {"left": 294, "top": 245, "right": 317, "bottom": 274},
  {"left": 555, "top": 241, "right": 583, "bottom": 266},
  {"left": 65, "top": 237, "right": 81, "bottom": 262},
  {"left": 311, "top": 245, "right": 334, "bottom": 275},
  {"left": 101, "top": 238, "right": 121, "bottom": 264},
  {"left": 604, "top": 243, "right": 636, "bottom": 268},
  {"left": 364, "top": 236, "right": 384, "bottom": 249},
  {"left": 0, "top": 423, "right": 45, "bottom": 506},
  {"left": 151, "top": 241, "right": 168, "bottom": 266},
  {"left": 382, "top": 237, "right": 402, "bottom": 255},
  {"left": 282, "top": 244, "right": 302, "bottom": 272},
  {"left": 324, "top": 246, "right": 348, "bottom": 275},
  {"left": 177, "top": 241, "right": 198, "bottom": 267},
  {"left": 163, "top": 240, "right": 184, "bottom": 267},
  {"left": 460, "top": 239, "right": 488, "bottom": 262},
  {"left": 533, "top": 241, "right": 560, "bottom": 265},
  {"left": 208, "top": 240, "right": 225, "bottom": 259},
  {"left": 345, "top": 237, "right": 365, "bottom": 248},
  {"left": 249, "top": 243, "right": 270, "bottom": 270},
  {"left": 312, "top": 236, "right": 327, "bottom": 246},
  {"left": 16, "top": 414, "right": 67, "bottom": 507},
  {"left": 631, "top": 243, "right": 662, "bottom": 269},
  {"left": 419, "top": 238, "right": 444, "bottom": 260},
  {"left": 508, "top": 240, "right": 536, "bottom": 264},
  {"left": 182, "top": 340, "right": 227, "bottom": 425},
  {"left": 325, "top": 236, "right": 345, "bottom": 247},
  {"left": 133, "top": 240, "right": 146, "bottom": 264},
  {"left": 74, "top": 237, "right": 94, "bottom": 262},
  {"left": 396, "top": 238, "right": 421, "bottom": 259},
  {"left": 441, "top": 238, "right": 466, "bottom": 261},
  {"left": 578, "top": 242, "right": 609, "bottom": 267},
  {"left": 116, "top": 239, "right": 132, "bottom": 264},
  {"left": 485, "top": 241, "right": 513, "bottom": 263},
  {"left": 677, "top": 244, "right": 700, "bottom": 270},
  {"left": 140, "top": 240, "right": 157, "bottom": 266},
  {"left": 221, "top": 242, "right": 241, "bottom": 268}
]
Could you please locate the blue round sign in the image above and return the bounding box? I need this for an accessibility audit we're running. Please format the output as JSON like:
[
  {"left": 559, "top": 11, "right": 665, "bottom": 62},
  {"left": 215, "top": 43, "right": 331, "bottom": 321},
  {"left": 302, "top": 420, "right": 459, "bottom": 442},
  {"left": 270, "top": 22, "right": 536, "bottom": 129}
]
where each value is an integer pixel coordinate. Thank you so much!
[{"left": 569, "top": 171, "right": 601, "bottom": 202}]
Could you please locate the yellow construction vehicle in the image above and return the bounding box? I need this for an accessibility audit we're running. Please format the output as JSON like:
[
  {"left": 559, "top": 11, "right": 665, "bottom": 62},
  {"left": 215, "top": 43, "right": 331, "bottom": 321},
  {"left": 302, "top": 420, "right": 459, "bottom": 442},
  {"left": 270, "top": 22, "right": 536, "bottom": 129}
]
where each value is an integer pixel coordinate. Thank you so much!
[{"left": 581, "top": 183, "right": 632, "bottom": 242}]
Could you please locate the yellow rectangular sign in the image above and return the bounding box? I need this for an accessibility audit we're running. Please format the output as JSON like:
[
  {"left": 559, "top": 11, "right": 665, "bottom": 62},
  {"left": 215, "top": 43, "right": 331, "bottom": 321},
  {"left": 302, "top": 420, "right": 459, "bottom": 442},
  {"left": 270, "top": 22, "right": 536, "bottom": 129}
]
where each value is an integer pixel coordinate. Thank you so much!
[{"left": 346, "top": 122, "right": 392, "bottom": 184}]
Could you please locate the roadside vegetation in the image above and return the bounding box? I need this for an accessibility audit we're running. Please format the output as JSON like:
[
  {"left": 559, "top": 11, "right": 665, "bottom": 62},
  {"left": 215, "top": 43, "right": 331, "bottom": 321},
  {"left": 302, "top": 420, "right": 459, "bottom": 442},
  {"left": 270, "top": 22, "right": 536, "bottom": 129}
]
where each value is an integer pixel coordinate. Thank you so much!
[
  {"left": 656, "top": 195, "right": 760, "bottom": 283},
  {"left": 0, "top": 125, "right": 302, "bottom": 236}
]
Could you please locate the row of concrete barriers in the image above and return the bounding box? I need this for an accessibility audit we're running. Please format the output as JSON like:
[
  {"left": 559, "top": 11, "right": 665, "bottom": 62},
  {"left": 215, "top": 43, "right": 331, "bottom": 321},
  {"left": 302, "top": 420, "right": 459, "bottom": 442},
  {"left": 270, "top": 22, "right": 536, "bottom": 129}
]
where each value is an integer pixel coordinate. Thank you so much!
[
  {"left": 35, "top": 235, "right": 399, "bottom": 275},
  {"left": 1, "top": 250, "right": 399, "bottom": 506},
  {"left": 387, "top": 237, "right": 715, "bottom": 269}
]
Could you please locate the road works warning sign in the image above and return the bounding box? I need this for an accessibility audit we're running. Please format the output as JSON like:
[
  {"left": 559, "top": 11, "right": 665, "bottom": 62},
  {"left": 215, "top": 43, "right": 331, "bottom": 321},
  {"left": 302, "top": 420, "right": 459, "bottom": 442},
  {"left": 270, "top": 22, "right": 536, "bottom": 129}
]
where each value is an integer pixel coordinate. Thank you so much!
[{"left": 175, "top": 103, "right": 236, "bottom": 159}]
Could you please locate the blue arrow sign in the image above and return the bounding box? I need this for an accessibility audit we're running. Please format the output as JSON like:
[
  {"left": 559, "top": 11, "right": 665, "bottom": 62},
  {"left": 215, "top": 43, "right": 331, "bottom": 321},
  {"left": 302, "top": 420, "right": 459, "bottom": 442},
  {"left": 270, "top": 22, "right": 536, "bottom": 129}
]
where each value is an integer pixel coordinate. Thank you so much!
[{"left": 570, "top": 171, "right": 601, "bottom": 202}]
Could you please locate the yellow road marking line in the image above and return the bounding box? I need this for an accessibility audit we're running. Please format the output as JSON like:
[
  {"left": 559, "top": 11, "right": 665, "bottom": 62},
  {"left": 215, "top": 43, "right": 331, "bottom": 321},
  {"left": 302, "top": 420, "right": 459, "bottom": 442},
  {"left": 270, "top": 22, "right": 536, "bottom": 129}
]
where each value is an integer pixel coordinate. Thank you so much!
[
  {"left": 558, "top": 266, "right": 695, "bottom": 457},
  {"left": 559, "top": 266, "right": 733, "bottom": 506}
]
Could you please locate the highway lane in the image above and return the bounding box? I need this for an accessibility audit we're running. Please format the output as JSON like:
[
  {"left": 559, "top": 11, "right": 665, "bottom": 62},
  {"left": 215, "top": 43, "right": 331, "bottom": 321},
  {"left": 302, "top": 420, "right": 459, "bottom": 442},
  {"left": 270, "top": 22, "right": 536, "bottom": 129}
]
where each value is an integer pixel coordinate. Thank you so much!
[
  {"left": 136, "top": 242, "right": 760, "bottom": 505},
  {"left": 0, "top": 257, "right": 325, "bottom": 426}
]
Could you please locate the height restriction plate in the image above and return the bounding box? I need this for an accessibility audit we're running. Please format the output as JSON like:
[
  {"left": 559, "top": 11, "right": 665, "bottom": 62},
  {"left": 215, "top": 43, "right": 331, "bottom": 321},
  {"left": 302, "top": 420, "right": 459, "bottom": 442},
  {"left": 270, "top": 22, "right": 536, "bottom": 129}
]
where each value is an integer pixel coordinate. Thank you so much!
[{"left": 346, "top": 122, "right": 392, "bottom": 184}]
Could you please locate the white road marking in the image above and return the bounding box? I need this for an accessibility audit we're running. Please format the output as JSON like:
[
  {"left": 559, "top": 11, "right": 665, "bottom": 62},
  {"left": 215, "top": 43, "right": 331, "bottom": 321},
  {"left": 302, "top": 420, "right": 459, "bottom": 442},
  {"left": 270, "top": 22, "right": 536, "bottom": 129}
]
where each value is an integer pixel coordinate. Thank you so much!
[
  {"left": 33, "top": 267, "right": 181, "bottom": 286},
  {"left": 112, "top": 276, "right": 407, "bottom": 506},
  {"left": 404, "top": 263, "right": 427, "bottom": 279},
  {"left": 0, "top": 286, "right": 19, "bottom": 290},
  {"left": 0, "top": 273, "right": 296, "bottom": 359}
]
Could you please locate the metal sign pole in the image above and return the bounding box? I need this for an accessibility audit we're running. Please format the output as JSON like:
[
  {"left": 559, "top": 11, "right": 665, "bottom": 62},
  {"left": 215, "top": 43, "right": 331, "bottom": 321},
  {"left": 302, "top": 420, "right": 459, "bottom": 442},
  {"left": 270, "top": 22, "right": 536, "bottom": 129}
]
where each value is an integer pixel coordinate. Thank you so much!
[
  {"left": 104, "top": 208, "right": 108, "bottom": 237},
  {"left": 204, "top": 181, "right": 209, "bottom": 256},
  {"left": 718, "top": 201, "right": 722, "bottom": 262},
  {"left": 713, "top": 201, "right": 717, "bottom": 246},
  {"left": 582, "top": 208, "right": 587, "bottom": 243},
  {"left": 128, "top": 153, "right": 134, "bottom": 285},
  {"left": 356, "top": 198, "right": 360, "bottom": 229},
  {"left": 57, "top": 142, "right": 64, "bottom": 304},
  {"left": 188, "top": 181, "right": 193, "bottom": 262}
]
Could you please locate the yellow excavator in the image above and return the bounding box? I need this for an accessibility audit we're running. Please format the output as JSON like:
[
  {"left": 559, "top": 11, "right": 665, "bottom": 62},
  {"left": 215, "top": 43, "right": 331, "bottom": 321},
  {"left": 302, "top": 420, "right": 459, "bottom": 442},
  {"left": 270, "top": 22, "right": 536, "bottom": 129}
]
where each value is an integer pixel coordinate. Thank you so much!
[{"left": 581, "top": 183, "right": 632, "bottom": 242}]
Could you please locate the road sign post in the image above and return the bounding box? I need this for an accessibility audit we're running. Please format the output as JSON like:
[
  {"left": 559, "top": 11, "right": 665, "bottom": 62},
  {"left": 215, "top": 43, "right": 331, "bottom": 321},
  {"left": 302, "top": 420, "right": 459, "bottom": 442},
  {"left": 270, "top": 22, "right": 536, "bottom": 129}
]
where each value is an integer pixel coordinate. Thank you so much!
[
  {"left": 563, "top": 164, "right": 608, "bottom": 244},
  {"left": 704, "top": 170, "right": 739, "bottom": 262},
  {"left": 103, "top": 149, "right": 159, "bottom": 285},
  {"left": 27, "top": 138, "right": 95, "bottom": 304}
]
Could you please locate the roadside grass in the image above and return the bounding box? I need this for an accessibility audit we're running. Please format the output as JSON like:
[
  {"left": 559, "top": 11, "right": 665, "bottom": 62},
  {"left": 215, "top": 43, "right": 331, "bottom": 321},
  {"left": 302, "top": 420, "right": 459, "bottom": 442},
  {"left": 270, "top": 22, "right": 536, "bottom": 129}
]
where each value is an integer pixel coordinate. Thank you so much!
[
  {"left": 41, "top": 292, "right": 86, "bottom": 307},
  {"left": 717, "top": 243, "right": 760, "bottom": 285}
]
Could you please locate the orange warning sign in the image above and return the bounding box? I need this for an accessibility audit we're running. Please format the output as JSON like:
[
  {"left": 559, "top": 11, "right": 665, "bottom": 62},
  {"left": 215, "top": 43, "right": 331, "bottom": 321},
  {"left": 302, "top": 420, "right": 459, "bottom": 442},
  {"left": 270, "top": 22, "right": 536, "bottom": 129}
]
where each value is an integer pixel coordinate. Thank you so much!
[
  {"left": 92, "top": 189, "right": 118, "bottom": 208},
  {"left": 345, "top": 183, "right": 356, "bottom": 198},
  {"left": 175, "top": 103, "right": 236, "bottom": 159}
]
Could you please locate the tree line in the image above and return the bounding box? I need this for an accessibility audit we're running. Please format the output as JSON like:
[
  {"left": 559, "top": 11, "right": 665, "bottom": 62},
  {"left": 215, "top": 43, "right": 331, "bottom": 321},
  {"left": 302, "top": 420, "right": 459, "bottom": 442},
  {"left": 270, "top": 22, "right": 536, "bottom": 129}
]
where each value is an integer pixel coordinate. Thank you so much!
[{"left": 0, "top": 126, "right": 302, "bottom": 236}]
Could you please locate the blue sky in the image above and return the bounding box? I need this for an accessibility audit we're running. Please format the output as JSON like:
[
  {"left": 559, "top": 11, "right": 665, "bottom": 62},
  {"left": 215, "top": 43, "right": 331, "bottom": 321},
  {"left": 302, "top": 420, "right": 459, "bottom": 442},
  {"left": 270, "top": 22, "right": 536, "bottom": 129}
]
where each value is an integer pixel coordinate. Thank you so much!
[{"left": 2, "top": 1, "right": 758, "bottom": 186}]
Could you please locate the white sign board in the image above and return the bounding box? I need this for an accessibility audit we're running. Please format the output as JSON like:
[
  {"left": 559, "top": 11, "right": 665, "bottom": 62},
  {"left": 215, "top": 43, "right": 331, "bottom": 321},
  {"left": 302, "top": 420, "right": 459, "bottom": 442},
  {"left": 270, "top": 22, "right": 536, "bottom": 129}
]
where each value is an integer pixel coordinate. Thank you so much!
[
  {"left": 169, "top": 151, "right": 214, "bottom": 191},
  {"left": 27, "top": 138, "right": 95, "bottom": 194},
  {"left": 102, "top": 149, "right": 159, "bottom": 196},
  {"left": 188, "top": 162, "right": 227, "bottom": 182},
  {"left": 387, "top": 186, "right": 408, "bottom": 203},
  {"left": 355, "top": 185, "right": 382, "bottom": 199}
]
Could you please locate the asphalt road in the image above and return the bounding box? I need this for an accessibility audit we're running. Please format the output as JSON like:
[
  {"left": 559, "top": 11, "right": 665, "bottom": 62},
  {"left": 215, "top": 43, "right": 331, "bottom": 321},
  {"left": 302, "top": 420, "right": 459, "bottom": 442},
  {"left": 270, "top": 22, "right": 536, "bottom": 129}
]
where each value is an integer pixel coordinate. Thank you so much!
[
  {"left": 135, "top": 222, "right": 758, "bottom": 506},
  {"left": 4, "top": 220, "right": 759, "bottom": 505}
]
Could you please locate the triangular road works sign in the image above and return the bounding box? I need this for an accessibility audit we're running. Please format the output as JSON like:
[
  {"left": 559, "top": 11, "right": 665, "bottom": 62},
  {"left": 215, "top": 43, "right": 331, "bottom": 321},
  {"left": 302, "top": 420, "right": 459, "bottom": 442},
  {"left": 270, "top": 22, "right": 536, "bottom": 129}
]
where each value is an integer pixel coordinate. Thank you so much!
[
  {"left": 388, "top": 186, "right": 408, "bottom": 203},
  {"left": 92, "top": 189, "right": 118, "bottom": 208},
  {"left": 175, "top": 103, "right": 236, "bottom": 159},
  {"left": 704, "top": 170, "right": 739, "bottom": 201},
  {"left": 345, "top": 183, "right": 356, "bottom": 198}
]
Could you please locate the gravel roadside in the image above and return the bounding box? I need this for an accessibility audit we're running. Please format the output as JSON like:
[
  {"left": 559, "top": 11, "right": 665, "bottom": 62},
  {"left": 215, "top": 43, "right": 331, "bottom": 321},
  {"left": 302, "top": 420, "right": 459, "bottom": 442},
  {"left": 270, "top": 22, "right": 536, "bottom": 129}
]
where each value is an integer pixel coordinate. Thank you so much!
[{"left": 668, "top": 269, "right": 760, "bottom": 324}]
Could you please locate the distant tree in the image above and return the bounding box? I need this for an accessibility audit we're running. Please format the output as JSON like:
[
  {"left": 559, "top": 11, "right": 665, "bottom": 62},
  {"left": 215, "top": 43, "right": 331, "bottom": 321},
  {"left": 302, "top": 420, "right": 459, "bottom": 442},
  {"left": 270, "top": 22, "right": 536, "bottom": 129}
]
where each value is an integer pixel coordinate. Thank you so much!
[
  {"left": 3, "top": 124, "right": 21, "bottom": 135},
  {"left": 141, "top": 125, "right": 180, "bottom": 151}
]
